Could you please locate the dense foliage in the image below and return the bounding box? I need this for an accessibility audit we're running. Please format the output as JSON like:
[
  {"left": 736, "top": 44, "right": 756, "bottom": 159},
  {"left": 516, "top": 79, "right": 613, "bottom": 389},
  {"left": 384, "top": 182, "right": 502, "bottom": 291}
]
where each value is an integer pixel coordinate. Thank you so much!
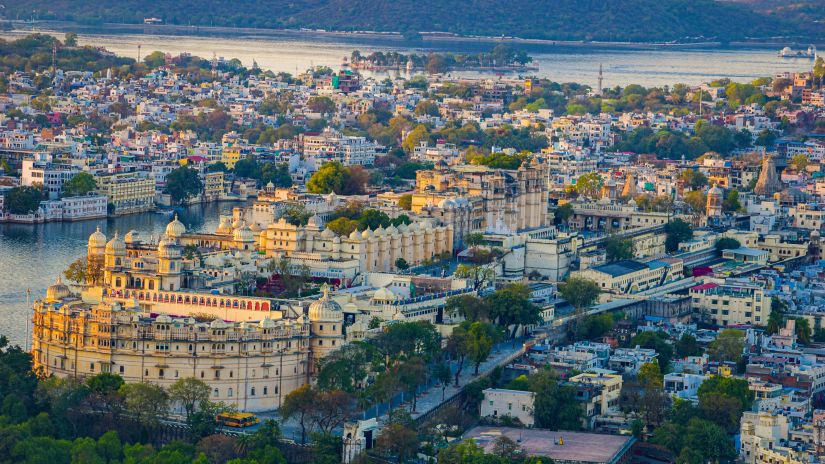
[{"left": 7, "top": 0, "right": 816, "bottom": 42}]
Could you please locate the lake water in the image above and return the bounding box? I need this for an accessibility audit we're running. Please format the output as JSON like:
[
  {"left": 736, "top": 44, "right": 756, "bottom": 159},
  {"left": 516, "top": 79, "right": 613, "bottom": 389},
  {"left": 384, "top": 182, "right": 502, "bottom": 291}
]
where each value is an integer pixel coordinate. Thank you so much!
[
  {"left": 0, "top": 28, "right": 817, "bottom": 87},
  {"left": 0, "top": 202, "right": 241, "bottom": 346}
]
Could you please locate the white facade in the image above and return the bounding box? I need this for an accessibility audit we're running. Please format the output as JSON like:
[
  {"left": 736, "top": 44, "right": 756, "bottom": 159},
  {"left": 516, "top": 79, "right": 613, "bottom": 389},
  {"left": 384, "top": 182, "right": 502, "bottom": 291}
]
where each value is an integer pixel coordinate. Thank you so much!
[{"left": 481, "top": 388, "right": 535, "bottom": 427}]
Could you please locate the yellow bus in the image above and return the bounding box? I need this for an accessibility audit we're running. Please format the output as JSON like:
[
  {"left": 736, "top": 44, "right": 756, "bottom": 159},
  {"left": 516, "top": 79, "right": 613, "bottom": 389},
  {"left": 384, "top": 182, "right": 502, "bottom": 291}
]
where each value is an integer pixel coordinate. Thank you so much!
[{"left": 216, "top": 412, "right": 260, "bottom": 428}]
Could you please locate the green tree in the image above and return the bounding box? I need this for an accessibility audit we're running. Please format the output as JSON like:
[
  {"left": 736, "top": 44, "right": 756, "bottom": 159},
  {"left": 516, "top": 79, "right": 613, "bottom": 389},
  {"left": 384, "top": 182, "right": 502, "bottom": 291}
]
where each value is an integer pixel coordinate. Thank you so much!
[
  {"left": 559, "top": 276, "right": 600, "bottom": 310},
  {"left": 394, "top": 257, "right": 409, "bottom": 270},
  {"left": 707, "top": 329, "right": 744, "bottom": 363},
  {"left": 722, "top": 189, "right": 741, "bottom": 212},
  {"left": 445, "top": 294, "right": 490, "bottom": 322},
  {"left": 119, "top": 383, "right": 169, "bottom": 434},
  {"left": 358, "top": 209, "right": 391, "bottom": 230},
  {"left": 486, "top": 284, "right": 542, "bottom": 338},
  {"left": 62, "top": 172, "right": 97, "bottom": 197},
  {"left": 575, "top": 172, "right": 603, "bottom": 199},
  {"left": 675, "top": 334, "right": 702, "bottom": 358},
  {"left": 678, "top": 169, "right": 708, "bottom": 190},
  {"left": 553, "top": 202, "right": 574, "bottom": 225},
  {"left": 398, "top": 194, "right": 412, "bottom": 210},
  {"left": 165, "top": 166, "right": 203, "bottom": 204},
  {"left": 530, "top": 370, "right": 583, "bottom": 430},
  {"left": 64, "top": 32, "right": 78, "bottom": 47},
  {"left": 605, "top": 236, "right": 634, "bottom": 262},
  {"left": 306, "top": 96, "right": 335, "bottom": 114},
  {"left": 795, "top": 317, "right": 812, "bottom": 345},
  {"left": 630, "top": 331, "right": 674, "bottom": 370},
  {"left": 464, "top": 322, "right": 499, "bottom": 375},
  {"left": 325, "top": 217, "right": 359, "bottom": 236},
  {"left": 168, "top": 378, "right": 211, "bottom": 428},
  {"left": 790, "top": 154, "right": 810, "bottom": 172},
  {"left": 715, "top": 237, "right": 741, "bottom": 252},
  {"left": 4, "top": 186, "right": 43, "bottom": 214},
  {"left": 306, "top": 162, "right": 349, "bottom": 194},
  {"left": 665, "top": 218, "right": 693, "bottom": 253},
  {"left": 375, "top": 423, "right": 419, "bottom": 462},
  {"left": 280, "top": 385, "right": 316, "bottom": 444}
]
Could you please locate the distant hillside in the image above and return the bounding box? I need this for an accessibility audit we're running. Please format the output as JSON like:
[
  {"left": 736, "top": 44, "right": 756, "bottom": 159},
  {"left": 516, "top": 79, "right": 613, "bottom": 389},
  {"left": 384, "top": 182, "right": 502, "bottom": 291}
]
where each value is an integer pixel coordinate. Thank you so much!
[{"left": 4, "top": 0, "right": 820, "bottom": 43}]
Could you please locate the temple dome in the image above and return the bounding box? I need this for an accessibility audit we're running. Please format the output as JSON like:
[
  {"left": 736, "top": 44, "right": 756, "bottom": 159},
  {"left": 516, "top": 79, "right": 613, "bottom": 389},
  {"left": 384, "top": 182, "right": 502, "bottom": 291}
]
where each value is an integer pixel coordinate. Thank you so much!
[
  {"left": 165, "top": 214, "right": 187, "bottom": 238},
  {"left": 308, "top": 284, "right": 343, "bottom": 322}
]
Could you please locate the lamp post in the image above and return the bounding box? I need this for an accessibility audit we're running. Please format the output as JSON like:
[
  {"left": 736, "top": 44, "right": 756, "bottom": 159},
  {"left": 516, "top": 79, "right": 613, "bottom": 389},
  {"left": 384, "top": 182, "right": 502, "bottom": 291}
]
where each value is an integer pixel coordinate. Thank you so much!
[{"left": 278, "top": 347, "right": 285, "bottom": 408}]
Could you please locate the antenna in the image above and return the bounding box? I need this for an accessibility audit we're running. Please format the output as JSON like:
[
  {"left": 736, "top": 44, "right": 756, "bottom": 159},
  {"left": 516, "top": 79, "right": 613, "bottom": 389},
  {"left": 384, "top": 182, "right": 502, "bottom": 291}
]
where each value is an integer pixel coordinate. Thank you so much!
[
  {"left": 138, "top": 44, "right": 141, "bottom": 63},
  {"left": 51, "top": 41, "right": 56, "bottom": 76},
  {"left": 597, "top": 63, "right": 603, "bottom": 97}
]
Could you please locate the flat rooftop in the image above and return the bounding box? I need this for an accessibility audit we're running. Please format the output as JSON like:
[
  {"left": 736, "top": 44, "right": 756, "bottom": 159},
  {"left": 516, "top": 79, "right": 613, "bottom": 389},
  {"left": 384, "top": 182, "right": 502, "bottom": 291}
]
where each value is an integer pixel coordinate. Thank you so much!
[{"left": 464, "top": 426, "right": 634, "bottom": 464}]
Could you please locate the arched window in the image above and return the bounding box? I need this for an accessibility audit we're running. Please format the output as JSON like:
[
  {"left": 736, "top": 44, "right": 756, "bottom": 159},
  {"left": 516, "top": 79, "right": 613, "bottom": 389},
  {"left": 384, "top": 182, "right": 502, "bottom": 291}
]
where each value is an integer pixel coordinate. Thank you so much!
[{"left": 213, "top": 388, "right": 219, "bottom": 396}]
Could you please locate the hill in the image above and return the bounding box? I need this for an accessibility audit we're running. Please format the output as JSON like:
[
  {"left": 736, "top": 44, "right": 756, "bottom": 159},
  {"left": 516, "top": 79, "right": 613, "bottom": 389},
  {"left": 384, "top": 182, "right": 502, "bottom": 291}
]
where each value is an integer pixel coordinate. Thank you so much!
[{"left": 4, "top": 0, "right": 820, "bottom": 43}]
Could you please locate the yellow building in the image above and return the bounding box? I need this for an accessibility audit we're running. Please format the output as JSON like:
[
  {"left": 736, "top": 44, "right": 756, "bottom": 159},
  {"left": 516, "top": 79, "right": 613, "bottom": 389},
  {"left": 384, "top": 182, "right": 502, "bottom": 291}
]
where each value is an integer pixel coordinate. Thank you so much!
[
  {"left": 222, "top": 147, "right": 243, "bottom": 169},
  {"left": 95, "top": 172, "right": 156, "bottom": 215},
  {"left": 261, "top": 216, "right": 453, "bottom": 276},
  {"left": 413, "top": 160, "right": 548, "bottom": 236},
  {"left": 569, "top": 372, "right": 623, "bottom": 423},
  {"left": 31, "top": 218, "right": 350, "bottom": 412},
  {"left": 690, "top": 281, "right": 770, "bottom": 327}
]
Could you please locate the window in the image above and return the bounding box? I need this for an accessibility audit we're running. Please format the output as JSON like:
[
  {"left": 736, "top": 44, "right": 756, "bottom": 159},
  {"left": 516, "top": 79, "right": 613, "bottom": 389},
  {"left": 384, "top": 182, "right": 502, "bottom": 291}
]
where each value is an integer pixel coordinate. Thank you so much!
[
  {"left": 228, "top": 388, "right": 233, "bottom": 397},
  {"left": 264, "top": 387, "right": 268, "bottom": 395},
  {"left": 119, "top": 365, "right": 124, "bottom": 374}
]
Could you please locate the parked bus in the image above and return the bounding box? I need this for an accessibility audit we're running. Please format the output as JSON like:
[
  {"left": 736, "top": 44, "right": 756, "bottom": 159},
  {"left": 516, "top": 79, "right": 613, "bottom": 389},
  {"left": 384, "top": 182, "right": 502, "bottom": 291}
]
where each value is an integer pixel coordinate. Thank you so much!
[{"left": 216, "top": 412, "right": 260, "bottom": 428}]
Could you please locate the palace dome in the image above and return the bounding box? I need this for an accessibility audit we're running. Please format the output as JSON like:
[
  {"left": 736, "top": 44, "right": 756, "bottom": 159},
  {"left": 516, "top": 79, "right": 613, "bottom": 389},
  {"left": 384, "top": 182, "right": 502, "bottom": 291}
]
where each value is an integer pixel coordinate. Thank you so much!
[
  {"left": 216, "top": 217, "right": 232, "bottom": 235},
  {"left": 88, "top": 226, "right": 107, "bottom": 248},
  {"left": 233, "top": 221, "right": 254, "bottom": 242},
  {"left": 308, "top": 284, "right": 343, "bottom": 322},
  {"left": 165, "top": 214, "right": 187, "bottom": 238},
  {"left": 105, "top": 233, "right": 126, "bottom": 255},
  {"left": 372, "top": 287, "right": 397, "bottom": 302},
  {"left": 157, "top": 235, "right": 182, "bottom": 259},
  {"left": 124, "top": 230, "right": 141, "bottom": 244},
  {"left": 46, "top": 276, "right": 72, "bottom": 301}
]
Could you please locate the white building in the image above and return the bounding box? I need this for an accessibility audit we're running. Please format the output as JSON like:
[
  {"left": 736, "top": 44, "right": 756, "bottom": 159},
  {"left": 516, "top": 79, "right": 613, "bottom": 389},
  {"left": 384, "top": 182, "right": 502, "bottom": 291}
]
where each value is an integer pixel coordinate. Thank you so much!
[{"left": 480, "top": 388, "right": 535, "bottom": 427}]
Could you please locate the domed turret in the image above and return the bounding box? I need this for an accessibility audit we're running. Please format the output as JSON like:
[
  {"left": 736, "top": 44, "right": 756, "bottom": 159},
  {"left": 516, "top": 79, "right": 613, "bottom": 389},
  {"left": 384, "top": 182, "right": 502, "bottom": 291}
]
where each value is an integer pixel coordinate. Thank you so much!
[
  {"left": 88, "top": 226, "right": 107, "bottom": 249},
  {"left": 105, "top": 232, "right": 126, "bottom": 256},
  {"left": 157, "top": 235, "right": 182, "bottom": 259},
  {"left": 46, "top": 276, "right": 72, "bottom": 301},
  {"left": 233, "top": 220, "right": 254, "bottom": 242},
  {"left": 124, "top": 230, "right": 141, "bottom": 245},
  {"left": 216, "top": 217, "right": 232, "bottom": 235},
  {"left": 165, "top": 214, "right": 186, "bottom": 238},
  {"left": 372, "top": 287, "right": 397, "bottom": 303},
  {"left": 308, "top": 284, "right": 343, "bottom": 322}
]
